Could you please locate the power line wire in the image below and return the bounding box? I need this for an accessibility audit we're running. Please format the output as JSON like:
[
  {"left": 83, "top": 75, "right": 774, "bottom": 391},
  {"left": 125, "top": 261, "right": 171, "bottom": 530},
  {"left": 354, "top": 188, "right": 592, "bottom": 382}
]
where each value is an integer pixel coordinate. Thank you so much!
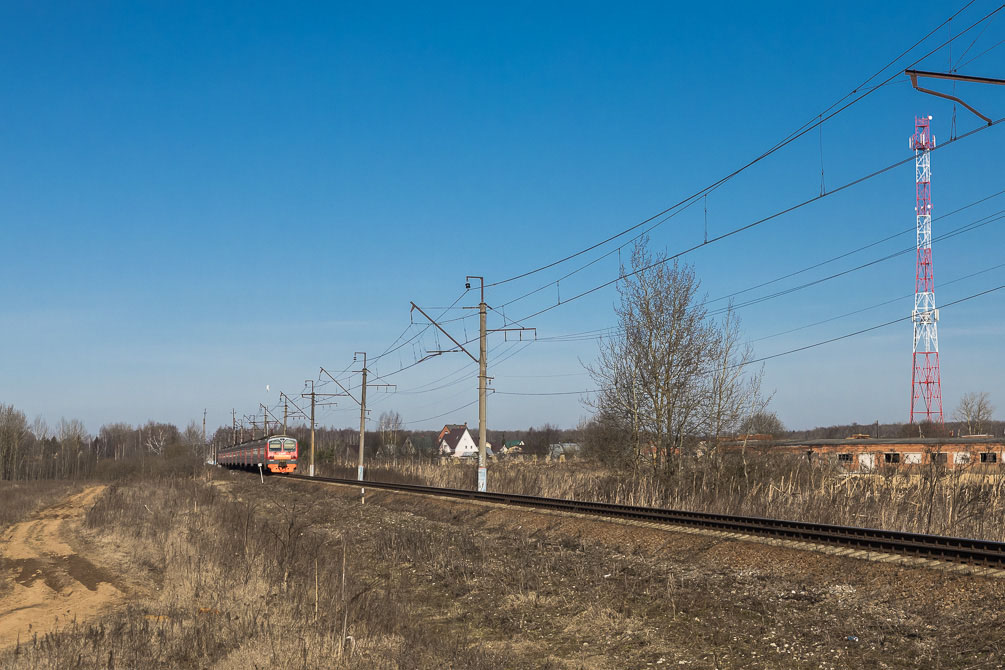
[
  {"left": 507, "top": 117, "right": 1005, "bottom": 325},
  {"left": 485, "top": 1, "right": 997, "bottom": 290},
  {"left": 752, "top": 259, "right": 1005, "bottom": 343},
  {"left": 494, "top": 282, "right": 1005, "bottom": 396},
  {"left": 707, "top": 209, "right": 1005, "bottom": 316}
]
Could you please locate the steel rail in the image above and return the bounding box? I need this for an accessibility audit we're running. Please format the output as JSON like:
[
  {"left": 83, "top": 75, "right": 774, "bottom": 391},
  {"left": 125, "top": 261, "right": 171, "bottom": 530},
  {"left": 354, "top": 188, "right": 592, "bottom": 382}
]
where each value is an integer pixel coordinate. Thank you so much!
[{"left": 281, "top": 473, "right": 1005, "bottom": 567}]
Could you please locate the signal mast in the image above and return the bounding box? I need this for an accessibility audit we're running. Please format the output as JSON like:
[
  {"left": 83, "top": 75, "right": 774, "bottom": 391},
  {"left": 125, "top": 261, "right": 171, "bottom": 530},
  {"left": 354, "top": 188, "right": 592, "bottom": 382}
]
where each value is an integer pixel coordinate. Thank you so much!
[{"left": 909, "top": 115, "right": 943, "bottom": 423}]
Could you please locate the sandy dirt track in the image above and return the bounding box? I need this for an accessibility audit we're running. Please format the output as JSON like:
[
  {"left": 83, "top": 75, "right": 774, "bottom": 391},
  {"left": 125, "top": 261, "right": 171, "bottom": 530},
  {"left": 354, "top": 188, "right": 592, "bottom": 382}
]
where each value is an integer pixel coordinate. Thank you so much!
[{"left": 0, "top": 486, "right": 126, "bottom": 650}]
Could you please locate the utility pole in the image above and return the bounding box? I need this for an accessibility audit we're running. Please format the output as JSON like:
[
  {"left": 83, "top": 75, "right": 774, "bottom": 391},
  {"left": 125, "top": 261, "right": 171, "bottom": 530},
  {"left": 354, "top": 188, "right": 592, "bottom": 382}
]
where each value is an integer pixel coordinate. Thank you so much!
[
  {"left": 232, "top": 409, "right": 237, "bottom": 447},
  {"left": 302, "top": 380, "right": 339, "bottom": 478},
  {"left": 473, "top": 278, "right": 489, "bottom": 492},
  {"left": 308, "top": 382, "right": 315, "bottom": 476},
  {"left": 320, "top": 358, "right": 394, "bottom": 484},
  {"left": 202, "top": 409, "right": 207, "bottom": 443},
  {"left": 358, "top": 354, "right": 367, "bottom": 482},
  {"left": 283, "top": 397, "right": 288, "bottom": 435},
  {"left": 411, "top": 277, "right": 534, "bottom": 492}
]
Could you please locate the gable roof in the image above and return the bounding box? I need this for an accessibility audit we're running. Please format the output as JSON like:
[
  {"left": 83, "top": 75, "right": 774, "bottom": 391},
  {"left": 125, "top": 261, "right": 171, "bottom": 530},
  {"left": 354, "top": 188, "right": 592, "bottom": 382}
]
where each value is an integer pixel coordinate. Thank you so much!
[{"left": 438, "top": 423, "right": 467, "bottom": 442}]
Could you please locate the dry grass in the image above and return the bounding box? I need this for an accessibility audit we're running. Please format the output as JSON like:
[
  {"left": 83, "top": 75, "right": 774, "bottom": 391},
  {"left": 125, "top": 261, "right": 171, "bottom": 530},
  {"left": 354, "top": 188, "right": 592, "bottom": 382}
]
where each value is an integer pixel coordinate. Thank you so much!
[
  {"left": 0, "top": 481, "right": 78, "bottom": 530},
  {"left": 0, "top": 472, "right": 537, "bottom": 669},
  {"left": 2, "top": 468, "right": 1004, "bottom": 668},
  {"left": 321, "top": 455, "right": 1005, "bottom": 541}
]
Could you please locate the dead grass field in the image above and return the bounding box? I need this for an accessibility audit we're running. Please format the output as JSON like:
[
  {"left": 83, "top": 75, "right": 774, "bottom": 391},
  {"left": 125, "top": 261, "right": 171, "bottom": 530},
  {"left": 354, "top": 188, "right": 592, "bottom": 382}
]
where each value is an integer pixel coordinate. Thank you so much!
[
  {"left": 1, "top": 469, "right": 1003, "bottom": 668},
  {"left": 0, "top": 481, "right": 79, "bottom": 533},
  {"left": 323, "top": 457, "right": 1005, "bottom": 542}
]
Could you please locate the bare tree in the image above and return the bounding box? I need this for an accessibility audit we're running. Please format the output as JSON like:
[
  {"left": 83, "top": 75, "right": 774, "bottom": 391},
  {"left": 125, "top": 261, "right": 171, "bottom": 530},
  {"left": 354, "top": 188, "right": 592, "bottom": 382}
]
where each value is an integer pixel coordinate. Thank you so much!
[
  {"left": 181, "top": 420, "right": 206, "bottom": 459},
  {"left": 586, "top": 238, "right": 765, "bottom": 476},
  {"left": 377, "top": 410, "right": 403, "bottom": 456},
  {"left": 56, "top": 418, "right": 89, "bottom": 478},
  {"left": 99, "top": 422, "right": 133, "bottom": 460},
  {"left": 143, "top": 426, "right": 169, "bottom": 455},
  {"left": 57, "top": 418, "right": 88, "bottom": 446},
  {"left": 145, "top": 430, "right": 168, "bottom": 455},
  {"left": 31, "top": 415, "right": 50, "bottom": 441},
  {"left": 0, "top": 404, "right": 29, "bottom": 480},
  {"left": 954, "top": 392, "right": 994, "bottom": 436},
  {"left": 705, "top": 306, "right": 767, "bottom": 444},
  {"left": 739, "top": 411, "right": 785, "bottom": 436},
  {"left": 138, "top": 421, "right": 179, "bottom": 456}
]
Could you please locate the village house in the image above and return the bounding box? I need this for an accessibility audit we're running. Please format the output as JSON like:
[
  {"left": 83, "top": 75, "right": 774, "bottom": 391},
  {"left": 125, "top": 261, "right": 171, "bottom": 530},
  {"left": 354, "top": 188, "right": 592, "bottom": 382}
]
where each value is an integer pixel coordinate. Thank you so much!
[
  {"left": 500, "top": 439, "right": 525, "bottom": 455},
  {"left": 437, "top": 424, "right": 493, "bottom": 458}
]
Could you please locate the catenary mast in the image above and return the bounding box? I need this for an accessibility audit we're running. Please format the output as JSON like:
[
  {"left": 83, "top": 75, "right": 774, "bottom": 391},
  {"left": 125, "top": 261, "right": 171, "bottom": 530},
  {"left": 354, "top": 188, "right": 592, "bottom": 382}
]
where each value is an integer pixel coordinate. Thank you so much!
[{"left": 909, "top": 115, "right": 943, "bottom": 423}]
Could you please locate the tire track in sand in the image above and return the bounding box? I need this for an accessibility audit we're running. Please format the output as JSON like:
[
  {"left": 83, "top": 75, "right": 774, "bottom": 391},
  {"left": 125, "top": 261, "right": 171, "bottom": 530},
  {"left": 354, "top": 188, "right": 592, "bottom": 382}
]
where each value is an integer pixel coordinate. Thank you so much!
[{"left": 0, "top": 486, "right": 127, "bottom": 649}]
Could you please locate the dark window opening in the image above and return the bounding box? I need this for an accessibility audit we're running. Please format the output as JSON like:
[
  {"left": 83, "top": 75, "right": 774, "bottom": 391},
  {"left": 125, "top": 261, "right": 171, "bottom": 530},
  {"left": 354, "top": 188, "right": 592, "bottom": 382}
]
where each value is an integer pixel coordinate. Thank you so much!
[
  {"left": 980, "top": 452, "right": 998, "bottom": 463},
  {"left": 884, "top": 452, "right": 901, "bottom": 464},
  {"left": 930, "top": 453, "right": 948, "bottom": 464},
  {"left": 837, "top": 453, "right": 853, "bottom": 462}
]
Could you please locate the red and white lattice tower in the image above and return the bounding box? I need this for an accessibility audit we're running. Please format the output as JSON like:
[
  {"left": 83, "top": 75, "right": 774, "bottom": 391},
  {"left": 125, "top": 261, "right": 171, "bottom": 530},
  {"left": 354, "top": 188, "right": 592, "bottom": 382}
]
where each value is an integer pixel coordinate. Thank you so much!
[{"left": 909, "top": 115, "right": 943, "bottom": 423}]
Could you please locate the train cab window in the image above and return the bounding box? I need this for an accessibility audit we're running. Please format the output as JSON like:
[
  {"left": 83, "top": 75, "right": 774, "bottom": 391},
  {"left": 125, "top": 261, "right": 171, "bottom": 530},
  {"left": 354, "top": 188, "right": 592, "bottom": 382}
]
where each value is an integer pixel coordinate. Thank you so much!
[
  {"left": 884, "top": 452, "right": 901, "bottom": 464},
  {"left": 930, "top": 453, "right": 948, "bottom": 464},
  {"left": 269, "top": 441, "right": 283, "bottom": 452},
  {"left": 837, "top": 453, "right": 853, "bottom": 463},
  {"left": 283, "top": 439, "right": 296, "bottom": 451},
  {"left": 980, "top": 452, "right": 998, "bottom": 463}
]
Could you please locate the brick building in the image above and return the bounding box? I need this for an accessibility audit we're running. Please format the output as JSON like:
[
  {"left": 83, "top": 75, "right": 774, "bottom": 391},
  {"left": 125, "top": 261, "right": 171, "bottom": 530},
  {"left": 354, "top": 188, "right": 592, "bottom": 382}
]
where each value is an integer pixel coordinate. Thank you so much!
[{"left": 727, "top": 436, "right": 1005, "bottom": 471}]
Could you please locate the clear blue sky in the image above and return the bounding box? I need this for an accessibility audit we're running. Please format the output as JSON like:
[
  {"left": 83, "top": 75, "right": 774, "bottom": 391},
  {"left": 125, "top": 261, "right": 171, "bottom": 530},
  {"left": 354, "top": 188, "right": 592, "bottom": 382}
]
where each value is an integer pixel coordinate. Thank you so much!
[{"left": 2, "top": 1, "right": 1004, "bottom": 434}]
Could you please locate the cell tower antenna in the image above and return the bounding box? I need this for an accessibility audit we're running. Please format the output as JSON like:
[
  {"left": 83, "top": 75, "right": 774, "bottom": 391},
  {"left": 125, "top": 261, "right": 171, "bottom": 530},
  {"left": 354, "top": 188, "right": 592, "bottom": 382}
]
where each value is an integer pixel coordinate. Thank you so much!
[{"left": 909, "top": 115, "right": 943, "bottom": 424}]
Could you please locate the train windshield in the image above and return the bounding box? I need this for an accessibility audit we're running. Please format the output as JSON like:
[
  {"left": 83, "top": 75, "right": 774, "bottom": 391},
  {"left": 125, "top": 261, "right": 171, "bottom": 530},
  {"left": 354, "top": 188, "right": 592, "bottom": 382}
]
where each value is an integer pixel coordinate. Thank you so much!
[
  {"left": 268, "top": 440, "right": 283, "bottom": 452},
  {"left": 283, "top": 439, "right": 297, "bottom": 452}
]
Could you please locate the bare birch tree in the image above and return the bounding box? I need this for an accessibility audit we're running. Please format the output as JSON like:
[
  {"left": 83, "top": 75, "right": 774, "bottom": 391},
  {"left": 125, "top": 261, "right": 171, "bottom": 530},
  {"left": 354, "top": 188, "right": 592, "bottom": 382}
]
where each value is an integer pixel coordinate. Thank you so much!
[
  {"left": 57, "top": 418, "right": 88, "bottom": 478},
  {"left": 0, "top": 404, "right": 29, "bottom": 480},
  {"left": 377, "top": 410, "right": 403, "bottom": 456},
  {"left": 586, "top": 238, "right": 767, "bottom": 476},
  {"left": 99, "top": 422, "right": 132, "bottom": 460}
]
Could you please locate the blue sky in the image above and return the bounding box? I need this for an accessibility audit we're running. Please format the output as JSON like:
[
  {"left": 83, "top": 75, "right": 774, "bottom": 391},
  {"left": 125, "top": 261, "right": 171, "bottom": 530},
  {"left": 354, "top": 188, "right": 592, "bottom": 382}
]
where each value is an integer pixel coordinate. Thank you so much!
[{"left": 2, "top": 1, "right": 1004, "bottom": 434}]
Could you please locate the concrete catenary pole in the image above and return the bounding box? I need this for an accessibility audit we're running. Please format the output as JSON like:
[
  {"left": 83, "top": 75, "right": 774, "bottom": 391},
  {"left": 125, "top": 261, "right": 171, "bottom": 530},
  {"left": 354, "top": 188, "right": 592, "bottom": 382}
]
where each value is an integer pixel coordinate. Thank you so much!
[
  {"left": 309, "top": 381, "right": 316, "bottom": 477},
  {"left": 358, "top": 352, "right": 367, "bottom": 482},
  {"left": 477, "top": 287, "right": 488, "bottom": 492}
]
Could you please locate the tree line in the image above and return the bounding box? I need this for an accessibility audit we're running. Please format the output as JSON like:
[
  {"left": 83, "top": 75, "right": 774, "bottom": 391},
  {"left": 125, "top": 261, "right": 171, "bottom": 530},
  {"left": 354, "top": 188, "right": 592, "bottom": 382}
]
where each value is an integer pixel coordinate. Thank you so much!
[{"left": 0, "top": 404, "right": 206, "bottom": 481}]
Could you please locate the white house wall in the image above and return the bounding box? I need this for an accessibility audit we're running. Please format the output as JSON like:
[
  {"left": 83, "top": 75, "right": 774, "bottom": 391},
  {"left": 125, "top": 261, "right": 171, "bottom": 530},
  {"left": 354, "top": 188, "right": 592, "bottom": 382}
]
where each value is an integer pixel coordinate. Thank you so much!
[
  {"left": 439, "top": 431, "right": 479, "bottom": 457},
  {"left": 452, "top": 433, "right": 478, "bottom": 457}
]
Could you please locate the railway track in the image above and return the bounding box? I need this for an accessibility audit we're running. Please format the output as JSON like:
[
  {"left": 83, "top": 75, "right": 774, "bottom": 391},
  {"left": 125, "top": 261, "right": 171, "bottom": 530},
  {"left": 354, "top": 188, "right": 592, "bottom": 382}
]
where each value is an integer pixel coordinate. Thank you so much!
[{"left": 282, "top": 473, "right": 1005, "bottom": 568}]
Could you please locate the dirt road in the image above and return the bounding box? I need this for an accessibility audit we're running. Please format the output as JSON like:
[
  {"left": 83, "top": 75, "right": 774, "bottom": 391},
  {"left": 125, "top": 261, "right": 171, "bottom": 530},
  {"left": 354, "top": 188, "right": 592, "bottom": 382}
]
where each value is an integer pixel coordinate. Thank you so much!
[{"left": 0, "top": 486, "right": 126, "bottom": 649}]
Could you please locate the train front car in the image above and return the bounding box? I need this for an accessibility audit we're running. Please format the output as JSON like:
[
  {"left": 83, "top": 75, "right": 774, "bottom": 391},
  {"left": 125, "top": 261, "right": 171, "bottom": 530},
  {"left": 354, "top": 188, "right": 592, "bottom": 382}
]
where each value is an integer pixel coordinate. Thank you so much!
[{"left": 266, "top": 436, "right": 298, "bottom": 473}]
